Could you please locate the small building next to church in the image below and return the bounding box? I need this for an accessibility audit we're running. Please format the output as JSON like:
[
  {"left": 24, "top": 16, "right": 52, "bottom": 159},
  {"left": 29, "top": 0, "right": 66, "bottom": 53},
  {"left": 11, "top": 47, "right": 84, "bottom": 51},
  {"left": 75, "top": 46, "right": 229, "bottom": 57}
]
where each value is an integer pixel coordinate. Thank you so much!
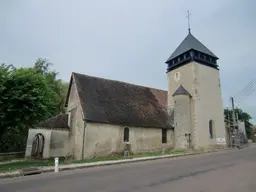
[{"left": 25, "top": 30, "right": 227, "bottom": 160}]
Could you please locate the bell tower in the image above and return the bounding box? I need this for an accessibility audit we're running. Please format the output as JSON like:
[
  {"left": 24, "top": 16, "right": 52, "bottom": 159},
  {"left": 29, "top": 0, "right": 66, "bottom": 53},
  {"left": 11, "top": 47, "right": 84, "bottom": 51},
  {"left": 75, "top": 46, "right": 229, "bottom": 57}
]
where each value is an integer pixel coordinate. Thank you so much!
[{"left": 166, "top": 12, "right": 226, "bottom": 149}]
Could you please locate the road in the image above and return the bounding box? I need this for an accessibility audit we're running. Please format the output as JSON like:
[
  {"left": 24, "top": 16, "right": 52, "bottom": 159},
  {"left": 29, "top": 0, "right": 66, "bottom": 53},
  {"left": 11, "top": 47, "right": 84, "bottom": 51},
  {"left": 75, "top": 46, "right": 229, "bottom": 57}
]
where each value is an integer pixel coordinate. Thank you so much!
[{"left": 1, "top": 146, "right": 256, "bottom": 192}]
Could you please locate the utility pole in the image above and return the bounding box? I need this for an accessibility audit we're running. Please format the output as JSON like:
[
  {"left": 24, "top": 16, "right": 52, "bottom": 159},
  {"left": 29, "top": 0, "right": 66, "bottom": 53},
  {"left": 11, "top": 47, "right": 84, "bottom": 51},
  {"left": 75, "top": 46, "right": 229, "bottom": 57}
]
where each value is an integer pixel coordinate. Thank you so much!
[
  {"left": 230, "top": 97, "right": 240, "bottom": 148},
  {"left": 227, "top": 113, "right": 232, "bottom": 147}
]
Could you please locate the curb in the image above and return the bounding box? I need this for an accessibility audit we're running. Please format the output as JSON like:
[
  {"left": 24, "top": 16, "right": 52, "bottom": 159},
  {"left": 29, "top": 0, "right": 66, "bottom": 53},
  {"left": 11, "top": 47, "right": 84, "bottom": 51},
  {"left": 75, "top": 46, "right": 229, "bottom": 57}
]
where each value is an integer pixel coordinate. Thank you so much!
[{"left": 0, "top": 148, "right": 234, "bottom": 179}]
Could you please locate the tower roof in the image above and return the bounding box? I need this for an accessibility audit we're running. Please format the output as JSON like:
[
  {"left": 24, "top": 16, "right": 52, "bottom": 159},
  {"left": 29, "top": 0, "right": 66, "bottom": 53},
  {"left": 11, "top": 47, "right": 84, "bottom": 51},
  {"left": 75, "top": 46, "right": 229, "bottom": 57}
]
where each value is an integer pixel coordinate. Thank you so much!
[
  {"left": 172, "top": 85, "right": 191, "bottom": 97},
  {"left": 166, "top": 32, "right": 218, "bottom": 63}
]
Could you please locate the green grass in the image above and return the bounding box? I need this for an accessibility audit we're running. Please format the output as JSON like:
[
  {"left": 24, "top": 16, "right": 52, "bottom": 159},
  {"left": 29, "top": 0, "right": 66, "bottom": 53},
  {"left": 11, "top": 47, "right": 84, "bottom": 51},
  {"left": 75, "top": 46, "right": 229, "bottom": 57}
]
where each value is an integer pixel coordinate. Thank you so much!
[
  {"left": 73, "top": 155, "right": 126, "bottom": 164},
  {"left": 133, "top": 149, "right": 185, "bottom": 158},
  {"left": 0, "top": 161, "right": 52, "bottom": 173},
  {"left": 0, "top": 149, "right": 186, "bottom": 173}
]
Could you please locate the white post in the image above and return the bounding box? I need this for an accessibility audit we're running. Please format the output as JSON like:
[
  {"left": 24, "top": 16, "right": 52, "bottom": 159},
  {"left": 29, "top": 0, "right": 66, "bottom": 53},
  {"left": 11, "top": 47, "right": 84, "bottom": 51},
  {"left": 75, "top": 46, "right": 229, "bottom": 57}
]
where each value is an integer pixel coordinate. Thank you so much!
[{"left": 54, "top": 157, "right": 59, "bottom": 173}]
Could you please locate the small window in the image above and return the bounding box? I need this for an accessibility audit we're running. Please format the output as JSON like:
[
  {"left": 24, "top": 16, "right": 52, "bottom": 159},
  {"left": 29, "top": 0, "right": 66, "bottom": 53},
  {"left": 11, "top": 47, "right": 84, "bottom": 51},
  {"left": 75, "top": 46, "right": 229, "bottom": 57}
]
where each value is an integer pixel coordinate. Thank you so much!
[
  {"left": 68, "top": 108, "right": 76, "bottom": 128},
  {"left": 162, "top": 129, "right": 167, "bottom": 143},
  {"left": 209, "top": 120, "right": 214, "bottom": 139},
  {"left": 68, "top": 110, "right": 74, "bottom": 128},
  {"left": 124, "top": 127, "right": 129, "bottom": 142}
]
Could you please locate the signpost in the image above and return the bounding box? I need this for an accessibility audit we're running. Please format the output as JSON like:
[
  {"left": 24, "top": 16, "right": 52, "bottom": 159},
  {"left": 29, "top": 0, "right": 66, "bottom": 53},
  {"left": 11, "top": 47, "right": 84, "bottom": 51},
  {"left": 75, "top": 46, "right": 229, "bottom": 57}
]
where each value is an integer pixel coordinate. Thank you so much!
[{"left": 216, "top": 138, "right": 226, "bottom": 145}]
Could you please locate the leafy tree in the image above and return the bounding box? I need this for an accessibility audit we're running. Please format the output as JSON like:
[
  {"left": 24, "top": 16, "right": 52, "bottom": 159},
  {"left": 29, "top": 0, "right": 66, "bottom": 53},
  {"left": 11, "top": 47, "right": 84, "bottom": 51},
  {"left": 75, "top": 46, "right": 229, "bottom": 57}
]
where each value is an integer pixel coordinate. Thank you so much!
[
  {"left": 0, "top": 65, "right": 59, "bottom": 152},
  {"left": 0, "top": 64, "right": 14, "bottom": 138},
  {"left": 33, "top": 58, "right": 68, "bottom": 113},
  {"left": 224, "top": 108, "right": 253, "bottom": 139},
  {"left": 0, "top": 59, "right": 69, "bottom": 152}
]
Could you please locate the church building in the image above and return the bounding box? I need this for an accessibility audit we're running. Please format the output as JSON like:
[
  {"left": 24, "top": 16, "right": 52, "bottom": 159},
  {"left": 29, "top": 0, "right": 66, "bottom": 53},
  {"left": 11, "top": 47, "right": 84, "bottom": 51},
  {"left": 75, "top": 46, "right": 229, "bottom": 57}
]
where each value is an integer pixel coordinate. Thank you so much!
[{"left": 25, "top": 29, "right": 227, "bottom": 160}]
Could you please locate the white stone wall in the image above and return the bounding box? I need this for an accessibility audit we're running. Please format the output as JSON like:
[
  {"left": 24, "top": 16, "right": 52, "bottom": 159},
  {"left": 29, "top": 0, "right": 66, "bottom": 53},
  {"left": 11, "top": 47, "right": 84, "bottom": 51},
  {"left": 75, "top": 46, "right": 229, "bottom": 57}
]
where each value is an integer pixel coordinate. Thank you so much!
[
  {"left": 193, "top": 63, "right": 226, "bottom": 148},
  {"left": 167, "top": 62, "right": 226, "bottom": 149},
  {"left": 83, "top": 122, "right": 174, "bottom": 159},
  {"left": 174, "top": 95, "right": 192, "bottom": 149},
  {"left": 25, "top": 129, "right": 69, "bottom": 159},
  {"left": 238, "top": 121, "right": 247, "bottom": 140},
  {"left": 50, "top": 130, "right": 69, "bottom": 157},
  {"left": 67, "top": 77, "right": 85, "bottom": 160},
  {"left": 25, "top": 129, "right": 51, "bottom": 158}
]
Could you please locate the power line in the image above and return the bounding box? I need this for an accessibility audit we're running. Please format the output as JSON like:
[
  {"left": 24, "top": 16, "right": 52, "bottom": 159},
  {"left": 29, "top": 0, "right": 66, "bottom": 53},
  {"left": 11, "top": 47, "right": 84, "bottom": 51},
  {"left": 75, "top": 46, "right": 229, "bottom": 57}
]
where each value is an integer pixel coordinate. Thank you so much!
[
  {"left": 234, "top": 79, "right": 255, "bottom": 98},
  {"left": 234, "top": 79, "right": 256, "bottom": 102}
]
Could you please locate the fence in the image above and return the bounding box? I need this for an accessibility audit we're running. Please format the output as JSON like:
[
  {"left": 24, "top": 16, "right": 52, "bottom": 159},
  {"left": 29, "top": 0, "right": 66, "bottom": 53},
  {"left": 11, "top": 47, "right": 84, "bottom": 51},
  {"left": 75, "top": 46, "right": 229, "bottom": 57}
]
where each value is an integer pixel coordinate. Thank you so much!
[{"left": 0, "top": 151, "right": 25, "bottom": 161}]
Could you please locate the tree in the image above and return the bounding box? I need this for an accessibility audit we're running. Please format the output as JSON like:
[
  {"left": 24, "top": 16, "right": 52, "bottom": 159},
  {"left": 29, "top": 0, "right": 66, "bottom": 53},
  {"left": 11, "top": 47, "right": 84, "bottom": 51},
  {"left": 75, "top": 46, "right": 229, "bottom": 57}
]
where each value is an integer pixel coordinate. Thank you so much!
[
  {"left": 0, "top": 59, "right": 69, "bottom": 152},
  {"left": 0, "top": 64, "right": 14, "bottom": 138},
  {"left": 33, "top": 58, "right": 69, "bottom": 113},
  {"left": 0, "top": 66, "right": 59, "bottom": 152},
  {"left": 224, "top": 108, "right": 253, "bottom": 139}
]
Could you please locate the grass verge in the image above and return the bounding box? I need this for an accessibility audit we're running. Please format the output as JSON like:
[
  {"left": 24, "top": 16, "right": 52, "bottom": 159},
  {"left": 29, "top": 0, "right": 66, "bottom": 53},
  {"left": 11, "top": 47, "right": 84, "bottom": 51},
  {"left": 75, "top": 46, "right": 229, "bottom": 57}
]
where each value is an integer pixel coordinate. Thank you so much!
[{"left": 0, "top": 149, "right": 185, "bottom": 173}]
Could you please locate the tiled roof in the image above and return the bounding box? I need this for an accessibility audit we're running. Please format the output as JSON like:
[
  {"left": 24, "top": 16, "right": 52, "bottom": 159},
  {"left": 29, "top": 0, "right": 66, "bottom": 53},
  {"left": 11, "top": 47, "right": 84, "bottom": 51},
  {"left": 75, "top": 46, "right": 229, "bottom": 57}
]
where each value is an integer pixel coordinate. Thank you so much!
[
  {"left": 37, "top": 114, "right": 69, "bottom": 130},
  {"left": 72, "top": 73, "right": 171, "bottom": 128},
  {"left": 172, "top": 85, "right": 191, "bottom": 96}
]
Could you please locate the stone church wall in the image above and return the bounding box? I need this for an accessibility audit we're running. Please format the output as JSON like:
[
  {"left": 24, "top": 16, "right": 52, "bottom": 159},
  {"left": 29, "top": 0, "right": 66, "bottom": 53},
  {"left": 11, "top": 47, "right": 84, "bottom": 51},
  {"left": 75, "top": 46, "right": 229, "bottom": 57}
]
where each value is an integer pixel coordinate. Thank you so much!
[
  {"left": 25, "top": 129, "right": 51, "bottom": 158},
  {"left": 49, "top": 130, "right": 69, "bottom": 157},
  {"left": 193, "top": 62, "right": 226, "bottom": 148},
  {"left": 83, "top": 122, "right": 174, "bottom": 159},
  {"left": 174, "top": 95, "right": 192, "bottom": 149},
  {"left": 167, "top": 62, "right": 226, "bottom": 149},
  {"left": 168, "top": 63, "right": 196, "bottom": 149},
  {"left": 25, "top": 128, "right": 69, "bottom": 159},
  {"left": 66, "top": 77, "right": 86, "bottom": 160}
]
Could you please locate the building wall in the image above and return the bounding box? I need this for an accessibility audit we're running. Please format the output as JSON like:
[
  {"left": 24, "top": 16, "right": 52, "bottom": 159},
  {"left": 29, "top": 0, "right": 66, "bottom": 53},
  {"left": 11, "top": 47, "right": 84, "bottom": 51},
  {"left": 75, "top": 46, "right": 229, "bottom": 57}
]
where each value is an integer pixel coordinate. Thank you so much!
[
  {"left": 167, "top": 62, "right": 226, "bottom": 149},
  {"left": 168, "top": 63, "right": 197, "bottom": 149},
  {"left": 25, "top": 128, "right": 69, "bottom": 159},
  {"left": 167, "top": 63, "right": 194, "bottom": 107},
  {"left": 83, "top": 122, "right": 174, "bottom": 159},
  {"left": 50, "top": 130, "right": 69, "bottom": 157},
  {"left": 238, "top": 121, "right": 247, "bottom": 140},
  {"left": 193, "top": 63, "right": 226, "bottom": 148},
  {"left": 25, "top": 129, "right": 51, "bottom": 158},
  {"left": 174, "top": 95, "right": 192, "bottom": 149},
  {"left": 67, "top": 78, "right": 85, "bottom": 160}
]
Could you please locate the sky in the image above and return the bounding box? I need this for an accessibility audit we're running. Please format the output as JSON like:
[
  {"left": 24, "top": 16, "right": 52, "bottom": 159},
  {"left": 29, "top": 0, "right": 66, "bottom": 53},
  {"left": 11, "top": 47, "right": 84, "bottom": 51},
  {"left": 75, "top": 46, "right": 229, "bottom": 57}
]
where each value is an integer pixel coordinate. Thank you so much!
[{"left": 1, "top": 0, "right": 256, "bottom": 122}]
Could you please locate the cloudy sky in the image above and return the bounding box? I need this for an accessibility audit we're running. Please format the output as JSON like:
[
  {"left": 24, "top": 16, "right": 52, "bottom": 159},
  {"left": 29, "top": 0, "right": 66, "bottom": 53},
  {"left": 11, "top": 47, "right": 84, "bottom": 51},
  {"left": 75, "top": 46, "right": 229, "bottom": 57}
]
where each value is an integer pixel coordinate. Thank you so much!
[{"left": 1, "top": 0, "right": 256, "bottom": 121}]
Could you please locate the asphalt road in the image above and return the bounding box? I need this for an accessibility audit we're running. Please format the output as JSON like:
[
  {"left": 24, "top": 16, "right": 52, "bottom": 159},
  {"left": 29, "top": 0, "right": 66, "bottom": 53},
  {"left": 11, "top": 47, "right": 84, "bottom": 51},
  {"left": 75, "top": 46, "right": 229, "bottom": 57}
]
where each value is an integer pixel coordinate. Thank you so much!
[{"left": 1, "top": 146, "right": 256, "bottom": 192}]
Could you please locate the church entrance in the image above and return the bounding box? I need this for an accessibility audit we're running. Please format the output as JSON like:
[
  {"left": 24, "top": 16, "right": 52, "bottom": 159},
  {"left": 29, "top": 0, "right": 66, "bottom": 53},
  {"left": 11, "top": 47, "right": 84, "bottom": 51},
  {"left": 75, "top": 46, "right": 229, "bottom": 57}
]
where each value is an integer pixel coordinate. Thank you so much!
[{"left": 31, "top": 133, "right": 45, "bottom": 158}]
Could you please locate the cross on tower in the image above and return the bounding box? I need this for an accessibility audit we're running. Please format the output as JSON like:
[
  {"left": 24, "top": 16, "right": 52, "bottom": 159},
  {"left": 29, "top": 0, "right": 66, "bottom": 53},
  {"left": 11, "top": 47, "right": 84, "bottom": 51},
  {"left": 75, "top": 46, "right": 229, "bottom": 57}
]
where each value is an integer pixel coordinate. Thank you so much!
[{"left": 186, "top": 10, "right": 191, "bottom": 33}]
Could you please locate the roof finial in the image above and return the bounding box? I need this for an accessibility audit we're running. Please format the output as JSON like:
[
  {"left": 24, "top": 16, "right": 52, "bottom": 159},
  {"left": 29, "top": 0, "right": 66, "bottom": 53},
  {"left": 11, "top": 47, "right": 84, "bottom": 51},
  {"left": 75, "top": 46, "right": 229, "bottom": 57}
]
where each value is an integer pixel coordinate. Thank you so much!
[{"left": 186, "top": 10, "right": 191, "bottom": 34}]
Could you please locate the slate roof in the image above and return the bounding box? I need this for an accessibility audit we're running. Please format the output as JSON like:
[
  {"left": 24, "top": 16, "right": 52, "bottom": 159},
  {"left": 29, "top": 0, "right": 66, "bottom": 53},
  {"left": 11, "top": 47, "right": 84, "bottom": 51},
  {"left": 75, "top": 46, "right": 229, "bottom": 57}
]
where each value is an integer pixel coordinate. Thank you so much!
[
  {"left": 70, "top": 73, "right": 171, "bottom": 129},
  {"left": 37, "top": 114, "right": 70, "bottom": 130},
  {"left": 166, "top": 32, "right": 218, "bottom": 63},
  {"left": 172, "top": 85, "right": 191, "bottom": 97}
]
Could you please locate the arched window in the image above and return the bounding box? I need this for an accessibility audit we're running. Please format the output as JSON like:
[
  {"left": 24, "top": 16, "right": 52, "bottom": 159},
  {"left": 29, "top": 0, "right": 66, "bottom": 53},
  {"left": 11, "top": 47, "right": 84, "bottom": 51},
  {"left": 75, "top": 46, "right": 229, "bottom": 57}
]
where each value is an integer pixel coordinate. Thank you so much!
[
  {"left": 124, "top": 127, "right": 129, "bottom": 142},
  {"left": 209, "top": 120, "right": 214, "bottom": 139},
  {"left": 31, "top": 133, "right": 45, "bottom": 158}
]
